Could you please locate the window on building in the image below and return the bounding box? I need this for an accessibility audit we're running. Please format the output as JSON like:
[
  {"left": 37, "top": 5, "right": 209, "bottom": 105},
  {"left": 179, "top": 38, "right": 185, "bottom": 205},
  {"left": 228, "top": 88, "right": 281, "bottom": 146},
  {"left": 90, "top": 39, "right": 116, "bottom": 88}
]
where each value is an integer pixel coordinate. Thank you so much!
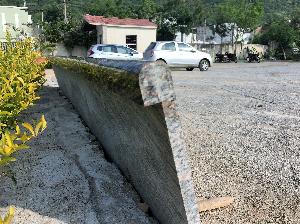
[
  {"left": 161, "top": 42, "right": 176, "bottom": 51},
  {"left": 126, "top": 35, "right": 137, "bottom": 50}
]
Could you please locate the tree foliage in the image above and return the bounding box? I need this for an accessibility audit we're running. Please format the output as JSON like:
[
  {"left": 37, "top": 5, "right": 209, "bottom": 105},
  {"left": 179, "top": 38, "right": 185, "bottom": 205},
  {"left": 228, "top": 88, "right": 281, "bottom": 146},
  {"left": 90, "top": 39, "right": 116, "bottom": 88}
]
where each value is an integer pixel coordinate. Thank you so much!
[{"left": 1, "top": 0, "right": 298, "bottom": 54}]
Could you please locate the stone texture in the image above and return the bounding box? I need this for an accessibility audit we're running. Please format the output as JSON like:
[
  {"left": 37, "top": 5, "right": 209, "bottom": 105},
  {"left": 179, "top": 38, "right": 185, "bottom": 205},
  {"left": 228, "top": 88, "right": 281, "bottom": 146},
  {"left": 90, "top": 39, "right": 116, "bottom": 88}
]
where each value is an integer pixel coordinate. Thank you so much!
[{"left": 53, "top": 59, "right": 200, "bottom": 224}]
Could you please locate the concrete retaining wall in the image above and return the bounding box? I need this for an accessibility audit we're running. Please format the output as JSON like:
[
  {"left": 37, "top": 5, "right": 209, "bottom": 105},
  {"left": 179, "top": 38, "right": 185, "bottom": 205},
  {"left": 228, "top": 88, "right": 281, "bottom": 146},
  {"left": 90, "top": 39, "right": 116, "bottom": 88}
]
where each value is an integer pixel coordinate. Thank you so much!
[
  {"left": 52, "top": 58, "right": 200, "bottom": 224},
  {"left": 191, "top": 43, "right": 268, "bottom": 59},
  {"left": 53, "top": 44, "right": 87, "bottom": 58}
]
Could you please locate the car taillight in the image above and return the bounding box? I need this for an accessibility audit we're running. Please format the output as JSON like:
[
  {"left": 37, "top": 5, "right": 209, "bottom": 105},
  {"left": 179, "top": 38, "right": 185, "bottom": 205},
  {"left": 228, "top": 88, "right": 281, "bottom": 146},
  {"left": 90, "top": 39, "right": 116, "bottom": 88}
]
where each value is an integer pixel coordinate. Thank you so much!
[
  {"left": 87, "top": 49, "right": 94, "bottom": 57},
  {"left": 150, "top": 50, "right": 154, "bottom": 57}
]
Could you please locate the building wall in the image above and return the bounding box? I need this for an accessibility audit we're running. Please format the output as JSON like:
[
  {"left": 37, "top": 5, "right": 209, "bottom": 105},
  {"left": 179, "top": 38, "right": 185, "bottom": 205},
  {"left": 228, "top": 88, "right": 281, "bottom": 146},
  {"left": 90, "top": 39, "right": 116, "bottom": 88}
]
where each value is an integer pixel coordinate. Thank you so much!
[
  {"left": 175, "top": 32, "right": 197, "bottom": 43},
  {"left": 97, "top": 25, "right": 156, "bottom": 53},
  {"left": 191, "top": 43, "right": 268, "bottom": 59},
  {"left": 0, "top": 6, "right": 32, "bottom": 42}
]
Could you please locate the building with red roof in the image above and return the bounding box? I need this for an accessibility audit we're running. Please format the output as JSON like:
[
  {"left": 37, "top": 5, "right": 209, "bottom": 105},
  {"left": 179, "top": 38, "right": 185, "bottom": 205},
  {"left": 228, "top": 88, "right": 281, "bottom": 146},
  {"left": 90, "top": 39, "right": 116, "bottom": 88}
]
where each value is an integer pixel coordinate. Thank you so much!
[{"left": 84, "top": 15, "right": 157, "bottom": 52}]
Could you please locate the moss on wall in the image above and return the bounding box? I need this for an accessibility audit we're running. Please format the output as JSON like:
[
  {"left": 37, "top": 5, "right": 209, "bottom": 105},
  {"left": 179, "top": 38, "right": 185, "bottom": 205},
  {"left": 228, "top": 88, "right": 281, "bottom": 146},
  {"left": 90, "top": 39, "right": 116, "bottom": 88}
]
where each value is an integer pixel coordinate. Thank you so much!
[{"left": 50, "top": 57, "right": 142, "bottom": 103}]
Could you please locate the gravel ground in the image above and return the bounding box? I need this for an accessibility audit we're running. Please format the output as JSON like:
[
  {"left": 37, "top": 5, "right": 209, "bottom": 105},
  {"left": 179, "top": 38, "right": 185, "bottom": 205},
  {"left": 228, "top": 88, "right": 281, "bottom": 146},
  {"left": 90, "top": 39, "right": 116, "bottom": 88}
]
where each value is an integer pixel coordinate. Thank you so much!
[
  {"left": 0, "top": 70, "right": 157, "bottom": 224},
  {"left": 172, "top": 62, "right": 300, "bottom": 224}
]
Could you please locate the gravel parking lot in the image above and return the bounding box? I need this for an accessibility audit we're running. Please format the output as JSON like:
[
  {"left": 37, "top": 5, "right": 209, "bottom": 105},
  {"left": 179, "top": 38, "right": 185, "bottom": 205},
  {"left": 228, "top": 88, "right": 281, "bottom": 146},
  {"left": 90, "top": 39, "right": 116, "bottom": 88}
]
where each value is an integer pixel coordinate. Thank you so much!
[{"left": 172, "top": 62, "right": 300, "bottom": 224}]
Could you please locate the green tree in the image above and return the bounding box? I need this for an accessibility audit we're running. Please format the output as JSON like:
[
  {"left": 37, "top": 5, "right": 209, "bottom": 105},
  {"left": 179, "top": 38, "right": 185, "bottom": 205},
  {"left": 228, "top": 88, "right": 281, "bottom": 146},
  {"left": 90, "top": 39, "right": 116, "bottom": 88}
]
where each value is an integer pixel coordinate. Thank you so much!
[
  {"left": 157, "top": 0, "right": 204, "bottom": 41},
  {"left": 216, "top": 0, "right": 264, "bottom": 52},
  {"left": 137, "top": 0, "right": 157, "bottom": 19},
  {"left": 290, "top": 7, "right": 300, "bottom": 47},
  {"left": 264, "top": 21, "right": 297, "bottom": 59},
  {"left": 209, "top": 3, "right": 230, "bottom": 52}
]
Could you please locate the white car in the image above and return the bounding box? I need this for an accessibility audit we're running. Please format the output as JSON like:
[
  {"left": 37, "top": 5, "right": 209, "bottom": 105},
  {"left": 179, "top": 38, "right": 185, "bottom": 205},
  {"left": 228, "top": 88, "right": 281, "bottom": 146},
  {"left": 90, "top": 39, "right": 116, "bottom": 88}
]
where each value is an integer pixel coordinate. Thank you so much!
[
  {"left": 143, "top": 41, "right": 213, "bottom": 71},
  {"left": 87, "top": 44, "right": 143, "bottom": 60}
]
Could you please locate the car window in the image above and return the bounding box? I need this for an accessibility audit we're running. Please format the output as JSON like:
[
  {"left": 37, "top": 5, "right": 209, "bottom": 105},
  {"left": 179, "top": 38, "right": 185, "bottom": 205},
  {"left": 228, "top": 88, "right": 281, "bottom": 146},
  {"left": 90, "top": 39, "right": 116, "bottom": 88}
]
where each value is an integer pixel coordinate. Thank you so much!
[
  {"left": 117, "top": 46, "right": 129, "bottom": 54},
  {"left": 97, "top": 46, "right": 103, "bottom": 51},
  {"left": 102, "top": 46, "right": 117, "bottom": 53},
  {"left": 161, "top": 42, "right": 176, "bottom": 51},
  {"left": 178, "top": 43, "right": 193, "bottom": 52},
  {"left": 102, "top": 46, "right": 112, "bottom": 52}
]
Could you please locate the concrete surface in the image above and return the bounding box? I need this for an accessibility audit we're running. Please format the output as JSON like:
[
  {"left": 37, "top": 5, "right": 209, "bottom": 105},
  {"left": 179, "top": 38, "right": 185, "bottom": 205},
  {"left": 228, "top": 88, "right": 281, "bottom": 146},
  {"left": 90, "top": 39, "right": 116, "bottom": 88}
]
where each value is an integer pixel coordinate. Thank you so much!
[
  {"left": 53, "top": 59, "right": 200, "bottom": 224},
  {"left": 0, "top": 70, "right": 157, "bottom": 224},
  {"left": 172, "top": 62, "right": 300, "bottom": 224}
]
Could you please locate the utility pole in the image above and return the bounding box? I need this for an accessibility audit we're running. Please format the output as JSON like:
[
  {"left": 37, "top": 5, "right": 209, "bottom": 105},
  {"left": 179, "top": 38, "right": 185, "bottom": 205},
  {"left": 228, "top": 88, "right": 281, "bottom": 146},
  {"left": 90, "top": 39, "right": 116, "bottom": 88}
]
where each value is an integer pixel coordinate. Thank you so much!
[
  {"left": 41, "top": 10, "right": 44, "bottom": 30},
  {"left": 203, "top": 18, "right": 207, "bottom": 45},
  {"left": 63, "top": 0, "right": 68, "bottom": 23}
]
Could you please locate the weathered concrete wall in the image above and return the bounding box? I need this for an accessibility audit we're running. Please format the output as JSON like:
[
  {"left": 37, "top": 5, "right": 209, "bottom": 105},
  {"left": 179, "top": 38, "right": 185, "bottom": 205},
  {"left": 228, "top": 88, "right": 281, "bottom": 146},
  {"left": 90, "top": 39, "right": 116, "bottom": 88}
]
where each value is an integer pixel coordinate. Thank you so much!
[
  {"left": 71, "top": 45, "right": 87, "bottom": 58},
  {"left": 53, "top": 44, "right": 87, "bottom": 58},
  {"left": 191, "top": 43, "right": 268, "bottom": 59},
  {"left": 53, "top": 43, "right": 71, "bottom": 57},
  {"left": 52, "top": 58, "right": 200, "bottom": 224}
]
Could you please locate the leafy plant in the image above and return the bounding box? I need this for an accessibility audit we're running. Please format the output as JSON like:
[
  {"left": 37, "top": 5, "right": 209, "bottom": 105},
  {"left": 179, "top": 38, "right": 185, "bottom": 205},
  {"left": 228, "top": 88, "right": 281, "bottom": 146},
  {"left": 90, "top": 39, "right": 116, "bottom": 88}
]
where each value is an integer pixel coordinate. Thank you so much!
[
  {"left": 0, "top": 207, "right": 14, "bottom": 224},
  {"left": 0, "top": 33, "right": 47, "bottom": 224},
  {"left": 0, "top": 116, "right": 47, "bottom": 166},
  {"left": 0, "top": 33, "right": 46, "bottom": 131}
]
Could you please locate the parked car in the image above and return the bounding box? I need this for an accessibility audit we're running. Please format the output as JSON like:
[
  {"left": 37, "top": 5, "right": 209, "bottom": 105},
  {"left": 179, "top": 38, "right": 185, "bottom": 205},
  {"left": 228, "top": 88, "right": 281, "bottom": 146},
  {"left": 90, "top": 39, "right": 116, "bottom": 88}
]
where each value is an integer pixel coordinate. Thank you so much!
[
  {"left": 87, "top": 44, "right": 143, "bottom": 60},
  {"left": 143, "top": 41, "right": 212, "bottom": 71}
]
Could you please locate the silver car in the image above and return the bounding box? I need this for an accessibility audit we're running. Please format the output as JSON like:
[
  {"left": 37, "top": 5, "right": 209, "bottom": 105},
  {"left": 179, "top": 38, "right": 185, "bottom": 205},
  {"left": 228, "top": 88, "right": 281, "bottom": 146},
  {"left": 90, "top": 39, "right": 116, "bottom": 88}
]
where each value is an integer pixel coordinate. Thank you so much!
[
  {"left": 143, "top": 41, "right": 212, "bottom": 71},
  {"left": 87, "top": 44, "right": 143, "bottom": 60}
]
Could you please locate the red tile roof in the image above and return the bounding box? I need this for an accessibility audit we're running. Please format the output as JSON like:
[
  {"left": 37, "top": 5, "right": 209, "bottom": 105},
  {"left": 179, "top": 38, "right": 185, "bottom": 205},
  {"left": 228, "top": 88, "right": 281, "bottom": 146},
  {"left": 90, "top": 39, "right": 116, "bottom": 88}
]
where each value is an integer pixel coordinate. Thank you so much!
[{"left": 84, "top": 15, "right": 157, "bottom": 28}]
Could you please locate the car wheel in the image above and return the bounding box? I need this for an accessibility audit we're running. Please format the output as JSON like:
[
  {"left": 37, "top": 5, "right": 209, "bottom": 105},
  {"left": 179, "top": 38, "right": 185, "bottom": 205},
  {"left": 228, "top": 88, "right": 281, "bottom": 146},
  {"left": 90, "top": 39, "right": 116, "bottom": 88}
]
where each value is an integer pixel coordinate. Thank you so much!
[
  {"left": 186, "top": 68, "right": 194, "bottom": 71},
  {"left": 199, "top": 59, "right": 209, "bottom": 71}
]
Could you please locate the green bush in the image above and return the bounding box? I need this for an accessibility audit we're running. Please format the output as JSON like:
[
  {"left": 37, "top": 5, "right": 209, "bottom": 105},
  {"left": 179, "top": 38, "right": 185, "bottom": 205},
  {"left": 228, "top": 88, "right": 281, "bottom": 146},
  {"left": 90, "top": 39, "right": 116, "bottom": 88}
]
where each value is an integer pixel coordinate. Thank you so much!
[
  {"left": 0, "top": 34, "right": 46, "bottom": 130},
  {"left": 0, "top": 33, "right": 48, "bottom": 224}
]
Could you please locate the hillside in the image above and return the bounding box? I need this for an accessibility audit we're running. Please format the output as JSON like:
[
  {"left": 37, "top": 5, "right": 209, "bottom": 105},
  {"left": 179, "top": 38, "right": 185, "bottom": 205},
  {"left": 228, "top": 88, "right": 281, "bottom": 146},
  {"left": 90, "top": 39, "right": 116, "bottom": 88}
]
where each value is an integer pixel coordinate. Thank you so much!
[{"left": 1, "top": 0, "right": 300, "bottom": 24}]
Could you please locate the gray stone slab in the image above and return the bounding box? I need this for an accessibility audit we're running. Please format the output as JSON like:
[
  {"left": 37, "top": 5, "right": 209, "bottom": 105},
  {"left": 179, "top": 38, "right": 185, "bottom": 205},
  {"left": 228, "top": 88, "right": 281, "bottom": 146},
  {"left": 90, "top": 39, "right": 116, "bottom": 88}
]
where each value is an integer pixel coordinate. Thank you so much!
[{"left": 52, "top": 58, "right": 200, "bottom": 224}]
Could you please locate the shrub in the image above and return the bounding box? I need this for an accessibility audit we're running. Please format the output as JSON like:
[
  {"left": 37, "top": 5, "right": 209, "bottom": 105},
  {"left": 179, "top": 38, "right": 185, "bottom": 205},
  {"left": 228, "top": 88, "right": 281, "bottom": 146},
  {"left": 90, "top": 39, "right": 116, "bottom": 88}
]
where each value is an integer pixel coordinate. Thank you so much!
[
  {"left": 0, "top": 34, "right": 47, "bottom": 223},
  {"left": 0, "top": 34, "right": 46, "bottom": 131},
  {"left": 0, "top": 207, "right": 14, "bottom": 224},
  {"left": 0, "top": 116, "right": 47, "bottom": 166}
]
